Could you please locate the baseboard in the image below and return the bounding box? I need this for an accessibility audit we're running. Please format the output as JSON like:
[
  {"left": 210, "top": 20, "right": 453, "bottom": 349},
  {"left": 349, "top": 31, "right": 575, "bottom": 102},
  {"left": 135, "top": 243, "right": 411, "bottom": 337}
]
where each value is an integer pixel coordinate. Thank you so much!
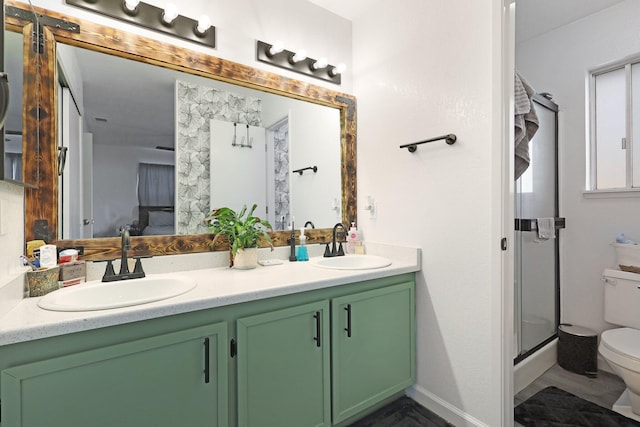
[
  {"left": 514, "top": 338, "right": 557, "bottom": 394},
  {"left": 406, "top": 385, "right": 489, "bottom": 427}
]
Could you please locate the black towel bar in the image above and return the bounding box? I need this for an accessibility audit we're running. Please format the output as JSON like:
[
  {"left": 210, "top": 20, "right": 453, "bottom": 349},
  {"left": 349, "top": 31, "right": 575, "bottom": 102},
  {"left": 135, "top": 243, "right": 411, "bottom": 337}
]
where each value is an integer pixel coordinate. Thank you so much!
[
  {"left": 293, "top": 166, "right": 318, "bottom": 175},
  {"left": 400, "top": 134, "right": 457, "bottom": 152}
]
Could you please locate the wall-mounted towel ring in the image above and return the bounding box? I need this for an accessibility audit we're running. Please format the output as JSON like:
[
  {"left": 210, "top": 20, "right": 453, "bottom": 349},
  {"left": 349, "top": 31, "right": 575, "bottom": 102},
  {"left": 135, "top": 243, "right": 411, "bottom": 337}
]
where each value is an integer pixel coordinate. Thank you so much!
[
  {"left": 400, "top": 133, "right": 457, "bottom": 153},
  {"left": 293, "top": 166, "right": 318, "bottom": 175}
]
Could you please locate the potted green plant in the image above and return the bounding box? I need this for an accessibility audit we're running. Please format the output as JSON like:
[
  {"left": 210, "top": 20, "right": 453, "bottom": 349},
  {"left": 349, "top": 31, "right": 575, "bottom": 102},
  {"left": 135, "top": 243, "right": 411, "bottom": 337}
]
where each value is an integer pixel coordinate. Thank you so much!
[{"left": 205, "top": 204, "right": 273, "bottom": 269}]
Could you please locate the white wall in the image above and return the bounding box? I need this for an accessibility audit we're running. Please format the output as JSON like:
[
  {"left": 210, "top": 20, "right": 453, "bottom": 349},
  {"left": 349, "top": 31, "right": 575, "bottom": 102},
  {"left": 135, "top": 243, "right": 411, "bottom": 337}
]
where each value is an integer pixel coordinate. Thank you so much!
[
  {"left": 261, "top": 92, "right": 343, "bottom": 227},
  {"left": 516, "top": 0, "right": 640, "bottom": 342},
  {"left": 352, "top": 1, "right": 507, "bottom": 425},
  {"left": 290, "top": 103, "right": 342, "bottom": 227}
]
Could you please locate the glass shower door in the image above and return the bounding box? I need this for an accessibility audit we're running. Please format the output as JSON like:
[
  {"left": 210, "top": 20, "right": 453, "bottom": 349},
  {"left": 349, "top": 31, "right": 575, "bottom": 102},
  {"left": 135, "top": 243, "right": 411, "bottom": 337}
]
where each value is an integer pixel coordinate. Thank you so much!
[{"left": 514, "top": 95, "right": 561, "bottom": 360}]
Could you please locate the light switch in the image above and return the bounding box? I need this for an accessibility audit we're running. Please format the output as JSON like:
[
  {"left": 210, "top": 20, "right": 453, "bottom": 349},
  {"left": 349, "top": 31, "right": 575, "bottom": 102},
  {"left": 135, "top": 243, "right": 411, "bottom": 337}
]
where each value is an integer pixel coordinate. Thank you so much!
[{"left": 365, "top": 196, "right": 377, "bottom": 219}]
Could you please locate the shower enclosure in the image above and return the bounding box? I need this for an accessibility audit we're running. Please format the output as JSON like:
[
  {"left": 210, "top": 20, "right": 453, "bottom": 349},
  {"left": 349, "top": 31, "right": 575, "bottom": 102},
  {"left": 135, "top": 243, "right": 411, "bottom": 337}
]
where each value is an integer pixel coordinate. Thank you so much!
[{"left": 514, "top": 94, "right": 563, "bottom": 362}]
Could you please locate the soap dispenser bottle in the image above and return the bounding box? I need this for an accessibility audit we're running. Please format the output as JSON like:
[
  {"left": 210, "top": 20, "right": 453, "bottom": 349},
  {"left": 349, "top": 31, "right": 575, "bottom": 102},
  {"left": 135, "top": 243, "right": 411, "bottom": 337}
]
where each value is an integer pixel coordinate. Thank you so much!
[
  {"left": 347, "top": 222, "right": 358, "bottom": 254},
  {"left": 297, "top": 228, "right": 309, "bottom": 261}
]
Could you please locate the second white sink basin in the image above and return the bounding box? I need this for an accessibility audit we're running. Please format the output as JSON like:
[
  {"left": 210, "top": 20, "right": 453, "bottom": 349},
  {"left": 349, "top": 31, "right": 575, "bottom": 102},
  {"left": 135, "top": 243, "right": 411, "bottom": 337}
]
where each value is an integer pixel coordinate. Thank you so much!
[
  {"left": 38, "top": 274, "right": 196, "bottom": 312},
  {"left": 311, "top": 255, "right": 392, "bottom": 270}
]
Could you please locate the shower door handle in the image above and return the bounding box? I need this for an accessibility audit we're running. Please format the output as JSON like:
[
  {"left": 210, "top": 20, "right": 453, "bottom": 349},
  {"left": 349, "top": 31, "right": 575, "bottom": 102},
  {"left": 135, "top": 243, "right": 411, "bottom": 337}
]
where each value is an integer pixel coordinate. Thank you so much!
[{"left": 515, "top": 218, "right": 566, "bottom": 232}]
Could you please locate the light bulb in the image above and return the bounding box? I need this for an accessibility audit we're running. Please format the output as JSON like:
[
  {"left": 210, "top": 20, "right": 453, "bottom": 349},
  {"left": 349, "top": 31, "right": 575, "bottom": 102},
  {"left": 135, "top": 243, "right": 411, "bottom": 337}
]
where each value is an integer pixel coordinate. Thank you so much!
[
  {"left": 329, "top": 63, "right": 347, "bottom": 76},
  {"left": 162, "top": 3, "right": 178, "bottom": 24},
  {"left": 291, "top": 49, "right": 307, "bottom": 64},
  {"left": 196, "top": 15, "right": 211, "bottom": 34},
  {"left": 123, "top": 0, "right": 139, "bottom": 12},
  {"left": 268, "top": 40, "right": 284, "bottom": 56},
  {"left": 311, "top": 57, "right": 328, "bottom": 70}
]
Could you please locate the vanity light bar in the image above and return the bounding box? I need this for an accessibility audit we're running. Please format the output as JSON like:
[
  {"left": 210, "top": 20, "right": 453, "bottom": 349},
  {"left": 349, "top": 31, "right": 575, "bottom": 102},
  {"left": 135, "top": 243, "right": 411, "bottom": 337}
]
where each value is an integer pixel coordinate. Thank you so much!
[
  {"left": 65, "top": 0, "right": 216, "bottom": 48},
  {"left": 256, "top": 40, "right": 343, "bottom": 85}
]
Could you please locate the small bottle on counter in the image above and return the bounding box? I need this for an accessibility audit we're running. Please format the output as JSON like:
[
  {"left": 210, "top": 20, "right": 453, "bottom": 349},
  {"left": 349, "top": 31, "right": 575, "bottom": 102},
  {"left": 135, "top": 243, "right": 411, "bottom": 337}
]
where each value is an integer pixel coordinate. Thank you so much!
[
  {"left": 297, "top": 228, "right": 309, "bottom": 261},
  {"left": 346, "top": 222, "right": 362, "bottom": 254}
]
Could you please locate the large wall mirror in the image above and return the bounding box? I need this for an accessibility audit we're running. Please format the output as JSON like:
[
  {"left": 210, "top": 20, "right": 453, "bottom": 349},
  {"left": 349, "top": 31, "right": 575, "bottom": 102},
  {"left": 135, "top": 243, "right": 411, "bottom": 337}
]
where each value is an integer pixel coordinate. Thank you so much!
[{"left": 11, "top": 1, "right": 356, "bottom": 260}]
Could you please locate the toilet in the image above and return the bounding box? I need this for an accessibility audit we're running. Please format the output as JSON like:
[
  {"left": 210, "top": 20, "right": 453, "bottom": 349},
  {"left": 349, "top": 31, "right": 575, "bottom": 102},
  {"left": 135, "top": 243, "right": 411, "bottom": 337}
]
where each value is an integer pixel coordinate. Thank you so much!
[{"left": 599, "top": 268, "right": 640, "bottom": 421}]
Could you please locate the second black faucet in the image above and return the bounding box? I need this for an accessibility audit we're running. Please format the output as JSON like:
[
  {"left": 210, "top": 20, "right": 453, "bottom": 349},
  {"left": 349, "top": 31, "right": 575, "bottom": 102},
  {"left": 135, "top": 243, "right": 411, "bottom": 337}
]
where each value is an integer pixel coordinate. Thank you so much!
[{"left": 324, "top": 223, "right": 347, "bottom": 257}]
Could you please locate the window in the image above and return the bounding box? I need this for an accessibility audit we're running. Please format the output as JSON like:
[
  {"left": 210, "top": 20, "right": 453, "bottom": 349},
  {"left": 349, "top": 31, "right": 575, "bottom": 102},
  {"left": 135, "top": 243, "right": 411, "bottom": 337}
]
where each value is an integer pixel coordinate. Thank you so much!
[{"left": 589, "top": 59, "right": 640, "bottom": 191}]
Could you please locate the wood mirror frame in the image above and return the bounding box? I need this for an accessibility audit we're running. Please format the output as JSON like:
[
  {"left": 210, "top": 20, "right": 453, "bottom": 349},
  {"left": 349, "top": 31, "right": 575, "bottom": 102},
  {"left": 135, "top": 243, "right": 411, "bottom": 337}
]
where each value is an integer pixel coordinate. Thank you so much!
[{"left": 11, "top": 1, "right": 357, "bottom": 261}]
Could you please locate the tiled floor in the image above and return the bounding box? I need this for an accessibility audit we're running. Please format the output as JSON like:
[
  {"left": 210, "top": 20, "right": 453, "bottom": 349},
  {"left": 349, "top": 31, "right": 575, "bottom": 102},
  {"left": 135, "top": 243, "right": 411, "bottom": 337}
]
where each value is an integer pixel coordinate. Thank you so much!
[
  {"left": 349, "top": 396, "right": 454, "bottom": 427},
  {"left": 514, "top": 363, "right": 627, "bottom": 426},
  {"left": 349, "top": 364, "right": 626, "bottom": 427}
]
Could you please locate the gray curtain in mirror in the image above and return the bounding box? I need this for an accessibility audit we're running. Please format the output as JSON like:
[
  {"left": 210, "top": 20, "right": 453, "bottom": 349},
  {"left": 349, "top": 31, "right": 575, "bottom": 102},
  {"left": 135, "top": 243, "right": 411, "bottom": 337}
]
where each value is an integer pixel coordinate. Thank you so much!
[{"left": 138, "top": 163, "right": 175, "bottom": 206}]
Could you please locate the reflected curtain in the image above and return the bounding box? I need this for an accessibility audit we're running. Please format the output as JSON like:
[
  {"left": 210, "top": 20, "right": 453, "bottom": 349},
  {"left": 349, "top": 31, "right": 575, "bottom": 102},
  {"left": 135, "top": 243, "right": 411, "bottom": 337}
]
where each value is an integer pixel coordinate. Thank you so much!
[{"left": 138, "top": 163, "right": 175, "bottom": 206}]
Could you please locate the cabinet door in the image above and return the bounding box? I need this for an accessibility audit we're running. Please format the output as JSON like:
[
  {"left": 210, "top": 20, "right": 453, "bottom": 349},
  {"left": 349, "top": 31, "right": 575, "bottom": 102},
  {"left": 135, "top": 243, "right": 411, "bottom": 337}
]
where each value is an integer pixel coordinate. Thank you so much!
[
  {"left": 1, "top": 323, "right": 228, "bottom": 427},
  {"left": 331, "top": 281, "right": 415, "bottom": 423},
  {"left": 237, "top": 300, "right": 331, "bottom": 427}
]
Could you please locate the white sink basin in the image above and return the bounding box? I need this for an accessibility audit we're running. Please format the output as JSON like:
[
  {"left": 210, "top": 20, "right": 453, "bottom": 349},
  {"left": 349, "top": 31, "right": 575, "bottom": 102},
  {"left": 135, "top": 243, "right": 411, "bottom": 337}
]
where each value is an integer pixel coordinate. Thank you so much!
[
  {"left": 310, "top": 255, "right": 392, "bottom": 270},
  {"left": 38, "top": 275, "right": 196, "bottom": 312}
]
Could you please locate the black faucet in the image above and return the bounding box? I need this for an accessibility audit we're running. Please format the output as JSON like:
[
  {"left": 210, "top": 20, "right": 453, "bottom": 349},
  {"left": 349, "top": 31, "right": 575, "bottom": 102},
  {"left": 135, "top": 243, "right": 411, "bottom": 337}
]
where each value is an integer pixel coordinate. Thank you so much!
[
  {"left": 120, "top": 228, "right": 131, "bottom": 275},
  {"left": 304, "top": 221, "right": 315, "bottom": 229},
  {"left": 101, "top": 228, "right": 147, "bottom": 282},
  {"left": 324, "top": 223, "right": 347, "bottom": 257}
]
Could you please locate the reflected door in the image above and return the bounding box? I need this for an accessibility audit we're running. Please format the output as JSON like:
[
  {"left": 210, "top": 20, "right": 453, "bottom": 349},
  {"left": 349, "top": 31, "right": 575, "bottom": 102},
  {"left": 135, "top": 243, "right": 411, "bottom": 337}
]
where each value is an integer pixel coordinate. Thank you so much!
[
  {"left": 210, "top": 120, "right": 267, "bottom": 217},
  {"left": 515, "top": 95, "right": 560, "bottom": 358},
  {"left": 59, "top": 87, "right": 83, "bottom": 239}
]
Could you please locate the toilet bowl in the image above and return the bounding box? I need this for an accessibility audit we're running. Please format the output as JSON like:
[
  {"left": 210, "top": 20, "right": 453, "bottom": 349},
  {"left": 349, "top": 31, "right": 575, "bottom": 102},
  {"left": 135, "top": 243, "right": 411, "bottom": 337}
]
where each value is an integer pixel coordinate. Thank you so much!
[
  {"left": 600, "top": 328, "right": 640, "bottom": 419},
  {"left": 599, "top": 269, "right": 640, "bottom": 421}
]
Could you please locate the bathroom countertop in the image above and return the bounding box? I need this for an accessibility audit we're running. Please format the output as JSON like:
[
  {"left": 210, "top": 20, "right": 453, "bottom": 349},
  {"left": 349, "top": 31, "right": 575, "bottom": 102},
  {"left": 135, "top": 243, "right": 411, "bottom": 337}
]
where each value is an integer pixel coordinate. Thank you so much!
[{"left": 0, "top": 243, "right": 421, "bottom": 346}]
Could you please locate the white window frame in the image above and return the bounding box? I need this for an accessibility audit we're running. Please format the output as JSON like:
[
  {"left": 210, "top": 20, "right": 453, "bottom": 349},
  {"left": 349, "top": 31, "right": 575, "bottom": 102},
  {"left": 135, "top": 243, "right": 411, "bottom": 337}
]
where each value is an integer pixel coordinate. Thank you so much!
[{"left": 587, "top": 54, "right": 640, "bottom": 196}]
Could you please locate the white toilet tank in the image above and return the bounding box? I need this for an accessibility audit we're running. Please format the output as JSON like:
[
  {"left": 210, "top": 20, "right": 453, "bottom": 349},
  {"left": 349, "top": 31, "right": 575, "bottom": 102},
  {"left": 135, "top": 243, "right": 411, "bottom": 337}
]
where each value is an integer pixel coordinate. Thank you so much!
[{"left": 603, "top": 268, "right": 640, "bottom": 328}]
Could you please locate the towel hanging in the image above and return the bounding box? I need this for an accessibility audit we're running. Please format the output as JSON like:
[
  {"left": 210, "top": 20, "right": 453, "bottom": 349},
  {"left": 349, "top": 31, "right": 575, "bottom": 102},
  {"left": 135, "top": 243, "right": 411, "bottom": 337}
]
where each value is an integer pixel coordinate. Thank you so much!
[
  {"left": 514, "top": 72, "right": 539, "bottom": 180},
  {"left": 535, "top": 217, "right": 556, "bottom": 242}
]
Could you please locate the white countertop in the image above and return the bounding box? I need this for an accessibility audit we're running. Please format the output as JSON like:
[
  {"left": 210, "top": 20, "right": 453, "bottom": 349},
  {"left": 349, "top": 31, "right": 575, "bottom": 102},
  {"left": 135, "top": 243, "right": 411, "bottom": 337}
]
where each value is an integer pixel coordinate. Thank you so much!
[{"left": 0, "top": 243, "right": 420, "bottom": 346}]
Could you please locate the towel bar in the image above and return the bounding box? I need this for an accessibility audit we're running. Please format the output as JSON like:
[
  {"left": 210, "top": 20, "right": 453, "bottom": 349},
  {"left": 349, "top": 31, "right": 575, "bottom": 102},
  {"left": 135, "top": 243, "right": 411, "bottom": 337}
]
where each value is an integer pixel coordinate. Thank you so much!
[
  {"left": 293, "top": 166, "right": 318, "bottom": 175},
  {"left": 400, "top": 134, "right": 457, "bottom": 153},
  {"left": 515, "top": 218, "right": 566, "bottom": 232}
]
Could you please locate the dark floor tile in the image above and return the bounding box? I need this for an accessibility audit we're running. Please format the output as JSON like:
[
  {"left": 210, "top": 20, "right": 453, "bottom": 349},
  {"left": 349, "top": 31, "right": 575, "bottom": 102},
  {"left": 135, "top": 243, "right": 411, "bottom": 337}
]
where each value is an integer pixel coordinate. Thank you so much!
[{"left": 349, "top": 396, "right": 454, "bottom": 427}]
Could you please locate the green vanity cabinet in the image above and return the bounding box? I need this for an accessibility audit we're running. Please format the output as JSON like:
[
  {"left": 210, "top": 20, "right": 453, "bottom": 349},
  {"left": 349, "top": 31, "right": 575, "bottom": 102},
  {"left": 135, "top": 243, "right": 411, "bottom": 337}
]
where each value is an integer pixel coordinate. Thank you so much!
[
  {"left": 235, "top": 279, "right": 415, "bottom": 427},
  {"left": 0, "top": 273, "right": 415, "bottom": 427},
  {"left": 1, "top": 322, "right": 228, "bottom": 427},
  {"left": 236, "top": 300, "right": 332, "bottom": 427},
  {"left": 331, "top": 282, "right": 415, "bottom": 424}
]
